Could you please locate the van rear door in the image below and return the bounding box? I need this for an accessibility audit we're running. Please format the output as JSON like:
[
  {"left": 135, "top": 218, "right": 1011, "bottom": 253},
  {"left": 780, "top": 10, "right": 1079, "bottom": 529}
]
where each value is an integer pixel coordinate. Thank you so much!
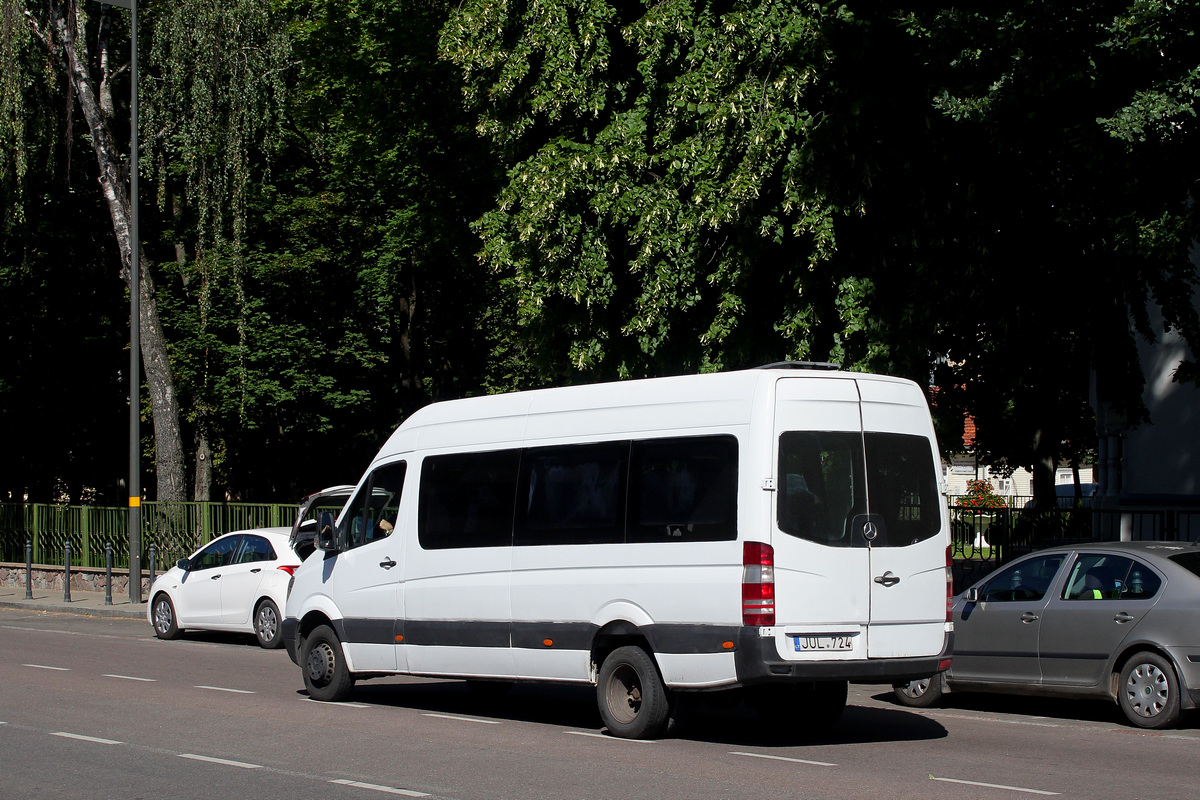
[{"left": 771, "top": 377, "right": 947, "bottom": 661}]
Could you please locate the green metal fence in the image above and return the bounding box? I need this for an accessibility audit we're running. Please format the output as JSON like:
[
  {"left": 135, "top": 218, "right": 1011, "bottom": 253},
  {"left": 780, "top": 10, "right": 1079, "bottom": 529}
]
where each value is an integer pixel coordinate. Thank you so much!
[{"left": 0, "top": 501, "right": 299, "bottom": 570}]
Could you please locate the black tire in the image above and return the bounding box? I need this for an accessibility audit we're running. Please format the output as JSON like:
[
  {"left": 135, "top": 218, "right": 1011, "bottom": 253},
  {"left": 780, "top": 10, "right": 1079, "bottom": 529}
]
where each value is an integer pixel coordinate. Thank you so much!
[
  {"left": 893, "top": 675, "right": 944, "bottom": 708},
  {"left": 151, "top": 594, "right": 182, "bottom": 640},
  {"left": 301, "top": 624, "right": 356, "bottom": 702},
  {"left": 254, "top": 599, "right": 284, "bottom": 649},
  {"left": 749, "top": 681, "right": 848, "bottom": 732},
  {"left": 806, "top": 680, "right": 849, "bottom": 728},
  {"left": 597, "top": 645, "right": 670, "bottom": 739},
  {"left": 1118, "top": 652, "right": 1182, "bottom": 729},
  {"left": 466, "top": 679, "right": 515, "bottom": 699}
]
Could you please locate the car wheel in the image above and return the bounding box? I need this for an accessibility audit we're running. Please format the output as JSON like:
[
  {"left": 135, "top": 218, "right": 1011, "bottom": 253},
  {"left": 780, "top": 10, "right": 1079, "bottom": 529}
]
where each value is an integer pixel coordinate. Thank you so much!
[
  {"left": 254, "top": 599, "right": 284, "bottom": 649},
  {"left": 597, "top": 645, "right": 670, "bottom": 739},
  {"left": 1118, "top": 652, "right": 1182, "bottom": 729},
  {"left": 151, "top": 594, "right": 182, "bottom": 640},
  {"left": 301, "top": 624, "right": 355, "bottom": 702},
  {"left": 893, "top": 675, "right": 944, "bottom": 708}
]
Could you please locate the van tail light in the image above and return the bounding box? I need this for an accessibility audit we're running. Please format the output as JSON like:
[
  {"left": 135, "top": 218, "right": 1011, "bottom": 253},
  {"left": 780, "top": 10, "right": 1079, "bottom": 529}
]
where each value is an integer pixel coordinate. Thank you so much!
[
  {"left": 945, "top": 546, "right": 954, "bottom": 623},
  {"left": 277, "top": 564, "right": 299, "bottom": 576},
  {"left": 743, "top": 541, "right": 775, "bottom": 627}
]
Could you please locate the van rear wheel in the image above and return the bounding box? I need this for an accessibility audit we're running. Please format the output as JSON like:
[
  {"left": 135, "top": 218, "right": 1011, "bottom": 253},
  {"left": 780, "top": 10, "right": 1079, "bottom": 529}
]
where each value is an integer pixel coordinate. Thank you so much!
[
  {"left": 302, "top": 624, "right": 355, "bottom": 702},
  {"left": 597, "top": 646, "right": 670, "bottom": 739},
  {"left": 750, "top": 681, "right": 847, "bottom": 731}
]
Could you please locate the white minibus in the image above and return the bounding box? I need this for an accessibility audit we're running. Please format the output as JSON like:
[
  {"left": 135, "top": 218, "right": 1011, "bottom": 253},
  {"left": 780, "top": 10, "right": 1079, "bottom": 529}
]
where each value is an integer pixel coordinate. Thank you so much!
[{"left": 283, "top": 363, "right": 954, "bottom": 738}]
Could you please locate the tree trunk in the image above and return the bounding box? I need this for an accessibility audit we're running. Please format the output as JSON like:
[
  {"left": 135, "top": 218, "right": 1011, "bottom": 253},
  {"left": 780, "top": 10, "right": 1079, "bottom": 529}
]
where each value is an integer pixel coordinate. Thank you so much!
[
  {"left": 193, "top": 425, "right": 212, "bottom": 502},
  {"left": 50, "top": 0, "right": 187, "bottom": 502}
]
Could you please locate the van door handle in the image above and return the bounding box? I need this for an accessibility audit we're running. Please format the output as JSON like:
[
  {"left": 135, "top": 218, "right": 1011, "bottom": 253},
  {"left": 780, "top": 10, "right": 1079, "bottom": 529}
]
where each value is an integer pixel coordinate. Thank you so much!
[
  {"left": 1020, "top": 612, "right": 1039, "bottom": 622},
  {"left": 379, "top": 558, "right": 397, "bottom": 569},
  {"left": 873, "top": 572, "right": 900, "bottom": 587},
  {"left": 1114, "top": 612, "right": 1135, "bottom": 623}
]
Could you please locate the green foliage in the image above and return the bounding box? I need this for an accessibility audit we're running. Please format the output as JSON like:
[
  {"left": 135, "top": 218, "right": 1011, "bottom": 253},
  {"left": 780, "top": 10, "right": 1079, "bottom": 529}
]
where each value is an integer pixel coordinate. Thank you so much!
[{"left": 443, "top": 0, "right": 867, "bottom": 381}]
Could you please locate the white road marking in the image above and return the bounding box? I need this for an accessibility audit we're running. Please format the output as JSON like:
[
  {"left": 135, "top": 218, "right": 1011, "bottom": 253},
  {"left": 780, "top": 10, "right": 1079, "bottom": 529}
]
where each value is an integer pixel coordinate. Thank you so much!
[
  {"left": 421, "top": 712, "right": 501, "bottom": 725},
  {"left": 930, "top": 776, "right": 1060, "bottom": 795},
  {"left": 730, "top": 750, "right": 838, "bottom": 767},
  {"left": 178, "top": 753, "right": 262, "bottom": 769},
  {"left": 565, "top": 731, "right": 656, "bottom": 743},
  {"left": 51, "top": 732, "right": 122, "bottom": 745},
  {"left": 104, "top": 674, "right": 156, "bottom": 682},
  {"left": 194, "top": 685, "right": 255, "bottom": 694},
  {"left": 304, "top": 698, "right": 371, "bottom": 708},
  {"left": 329, "top": 779, "right": 430, "bottom": 797},
  {"left": 23, "top": 664, "right": 69, "bottom": 671}
]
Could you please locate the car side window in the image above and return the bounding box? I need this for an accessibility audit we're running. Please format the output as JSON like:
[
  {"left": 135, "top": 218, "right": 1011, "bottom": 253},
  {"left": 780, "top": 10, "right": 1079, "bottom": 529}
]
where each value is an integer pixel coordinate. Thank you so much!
[
  {"left": 191, "top": 535, "right": 243, "bottom": 571},
  {"left": 1120, "top": 561, "right": 1162, "bottom": 599},
  {"left": 1062, "top": 554, "right": 1134, "bottom": 601},
  {"left": 237, "top": 535, "right": 276, "bottom": 564},
  {"left": 980, "top": 554, "right": 1065, "bottom": 602}
]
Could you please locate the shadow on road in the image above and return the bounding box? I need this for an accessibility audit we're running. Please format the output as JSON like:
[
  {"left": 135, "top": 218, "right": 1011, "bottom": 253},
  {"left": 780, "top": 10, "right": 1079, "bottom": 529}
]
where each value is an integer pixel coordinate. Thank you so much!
[
  {"left": 314, "top": 679, "right": 949, "bottom": 747},
  {"left": 868, "top": 688, "right": 1200, "bottom": 731}
]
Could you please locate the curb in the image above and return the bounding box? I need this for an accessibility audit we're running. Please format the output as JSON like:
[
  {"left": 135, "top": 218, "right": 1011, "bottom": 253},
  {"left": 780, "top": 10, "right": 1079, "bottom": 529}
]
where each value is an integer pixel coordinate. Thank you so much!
[{"left": 0, "top": 599, "right": 146, "bottom": 620}]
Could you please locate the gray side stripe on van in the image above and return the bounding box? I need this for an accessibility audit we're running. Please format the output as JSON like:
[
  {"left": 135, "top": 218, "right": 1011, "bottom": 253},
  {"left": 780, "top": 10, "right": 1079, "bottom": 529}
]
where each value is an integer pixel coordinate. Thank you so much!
[{"left": 340, "top": 619, "right": 742, "bottom": 654}]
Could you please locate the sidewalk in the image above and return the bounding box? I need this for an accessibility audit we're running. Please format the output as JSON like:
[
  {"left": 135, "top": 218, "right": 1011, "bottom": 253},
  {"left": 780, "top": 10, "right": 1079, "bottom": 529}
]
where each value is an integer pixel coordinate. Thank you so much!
[{"left": 0, "top": 585, "right": 147, "bottom": 619}]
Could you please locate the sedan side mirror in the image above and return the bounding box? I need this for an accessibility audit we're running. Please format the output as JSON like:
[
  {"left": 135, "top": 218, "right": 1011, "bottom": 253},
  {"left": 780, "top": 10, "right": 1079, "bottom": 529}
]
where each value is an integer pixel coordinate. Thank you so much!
[
  {"left": 176, "top": 558, "right": 191, "bottom": 571},
  {"left": 964, "top": 586, "right": 981, "bottom": 603}
]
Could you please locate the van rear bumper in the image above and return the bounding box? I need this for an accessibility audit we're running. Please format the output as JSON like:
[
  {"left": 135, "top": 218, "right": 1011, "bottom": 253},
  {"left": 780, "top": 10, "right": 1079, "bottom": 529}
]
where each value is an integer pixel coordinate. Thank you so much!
[{"left": 734, "top": 627, "right": 953, "bottom": 685}]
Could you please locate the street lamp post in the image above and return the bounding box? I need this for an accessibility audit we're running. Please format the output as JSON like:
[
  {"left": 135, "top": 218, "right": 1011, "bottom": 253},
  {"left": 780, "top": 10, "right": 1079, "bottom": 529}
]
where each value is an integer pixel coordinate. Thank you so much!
[{"left": 93, "top": 0, "right": 141, "bottom": 602}]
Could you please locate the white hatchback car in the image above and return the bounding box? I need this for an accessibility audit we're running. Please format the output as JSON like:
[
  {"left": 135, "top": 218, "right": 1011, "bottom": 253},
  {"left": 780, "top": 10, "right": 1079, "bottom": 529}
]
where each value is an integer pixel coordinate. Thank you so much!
[{"left": 148, "top": 528, "right": 301, "bottom": 648}]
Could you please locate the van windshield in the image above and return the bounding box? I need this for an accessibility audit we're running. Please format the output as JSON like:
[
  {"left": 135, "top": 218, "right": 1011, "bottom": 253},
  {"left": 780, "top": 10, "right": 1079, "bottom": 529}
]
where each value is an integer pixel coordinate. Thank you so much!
[{"left": 777, "top": 431, "right": 941, "bottom": 547}]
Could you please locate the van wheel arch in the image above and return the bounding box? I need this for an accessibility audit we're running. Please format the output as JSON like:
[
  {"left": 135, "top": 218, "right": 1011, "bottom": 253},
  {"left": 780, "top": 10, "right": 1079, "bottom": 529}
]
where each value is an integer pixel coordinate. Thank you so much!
[{"left": 590, "top": 621, "right": 656, "bottom": 681}]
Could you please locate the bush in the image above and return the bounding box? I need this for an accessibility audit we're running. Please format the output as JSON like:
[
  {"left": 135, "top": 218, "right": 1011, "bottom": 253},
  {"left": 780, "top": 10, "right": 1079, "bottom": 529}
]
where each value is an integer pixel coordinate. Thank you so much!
[{"left": 956, "top": 479, "right": 1009, "bottom": 509}]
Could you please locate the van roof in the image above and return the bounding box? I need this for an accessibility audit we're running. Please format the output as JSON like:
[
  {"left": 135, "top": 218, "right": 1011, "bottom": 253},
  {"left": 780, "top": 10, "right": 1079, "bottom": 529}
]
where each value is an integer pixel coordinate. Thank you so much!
[{"left": 374, "top": 366, "right": 920, "bottom": 461}]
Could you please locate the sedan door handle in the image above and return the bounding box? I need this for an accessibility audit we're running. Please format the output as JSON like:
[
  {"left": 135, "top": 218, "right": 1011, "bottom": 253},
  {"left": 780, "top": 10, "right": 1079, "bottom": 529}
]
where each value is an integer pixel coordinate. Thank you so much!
[
  {"left": 379, "top": 558, "right": 397, "bottom": 569},
  {"left": 1114, "top": 612, "right": 1135, "bottom": 623},
  {"left": 210, "top": 574, "right": 221, "bottom": 580},
  {"left": 1020, "top": 612, "right": 1040, "bottom": 622},
  {"left": 873, "top": 571, "right": 901, "bottom": 587},
  {"left": 250, "top": 568, "right": 261, "bottom": 573}
]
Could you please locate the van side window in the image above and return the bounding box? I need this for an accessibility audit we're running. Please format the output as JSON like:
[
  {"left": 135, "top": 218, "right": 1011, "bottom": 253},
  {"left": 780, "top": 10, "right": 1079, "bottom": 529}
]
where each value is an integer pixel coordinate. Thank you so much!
[
  {"left": 777, "top": 431, "right": 865, "bottom": 546},
  {"left": 516, "top": 442, "right": 627, "bottom": 546},
  {"left": 343, "top": 461, "right": 407, "bottom": 550},
  {"left": 627, "top": 435, "right": 738, "bottom": 543},
  {"left": 419, "top": 450, "right": 520, "bottom": 549}
]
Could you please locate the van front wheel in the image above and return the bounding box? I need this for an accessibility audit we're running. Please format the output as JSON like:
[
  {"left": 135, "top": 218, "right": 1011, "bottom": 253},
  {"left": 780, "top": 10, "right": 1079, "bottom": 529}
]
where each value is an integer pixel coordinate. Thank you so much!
[
  {"left": 597, "top": 646, "right": 670, "bottom": 739},
  {"left": 302, "top": 624, "right": 355, "bottom": 702}
]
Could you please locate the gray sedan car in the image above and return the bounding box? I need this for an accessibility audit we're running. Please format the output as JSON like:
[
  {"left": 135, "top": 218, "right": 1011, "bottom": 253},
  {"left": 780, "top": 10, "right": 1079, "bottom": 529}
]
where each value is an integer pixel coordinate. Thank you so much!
[{"left": 893, "top": 541, "right": 1200, "bottom": 729}]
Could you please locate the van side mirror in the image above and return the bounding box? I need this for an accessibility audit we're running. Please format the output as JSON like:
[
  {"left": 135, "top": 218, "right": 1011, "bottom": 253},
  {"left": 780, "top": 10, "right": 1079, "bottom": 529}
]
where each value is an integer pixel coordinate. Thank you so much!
[
  {"left": 964, "top": 586, "right": 981, "bottom": 603},
  {"left": 315, "top": 511, "right": 340, "bottom": 553},
  {"left": 176, "top": 558, "right": 191, "bottom": 571}
]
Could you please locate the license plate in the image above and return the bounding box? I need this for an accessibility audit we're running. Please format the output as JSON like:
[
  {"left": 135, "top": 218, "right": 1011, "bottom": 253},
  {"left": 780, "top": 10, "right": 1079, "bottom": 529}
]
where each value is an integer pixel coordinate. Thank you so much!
[{"left": 792, "top": 634, "right": 854, "bottom": 652}]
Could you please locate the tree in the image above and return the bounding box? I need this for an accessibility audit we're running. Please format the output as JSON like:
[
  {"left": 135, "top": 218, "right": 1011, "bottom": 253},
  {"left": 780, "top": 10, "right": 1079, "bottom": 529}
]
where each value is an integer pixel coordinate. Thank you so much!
[
  {"left": 440, "top": 1, "right": 1200, "bottom": 503},
  {"left": 2, "top": 0, "right": 295, "bottom": 501},
  {"left": 3, "top": 0, "right": 187, "bottom": 500}
]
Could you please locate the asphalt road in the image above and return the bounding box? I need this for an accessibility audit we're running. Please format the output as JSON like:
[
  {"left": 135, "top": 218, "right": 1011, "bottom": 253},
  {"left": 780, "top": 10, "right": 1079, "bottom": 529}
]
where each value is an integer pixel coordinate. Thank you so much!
[{"left": 2, "top": 607, "right": 1197, "bottom": 800}]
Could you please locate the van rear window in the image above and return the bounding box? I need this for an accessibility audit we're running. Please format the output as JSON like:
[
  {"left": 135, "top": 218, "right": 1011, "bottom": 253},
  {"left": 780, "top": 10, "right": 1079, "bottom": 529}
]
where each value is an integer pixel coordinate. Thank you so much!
[{"left": 777, "top": 431, "right": 940, "bottom": 547}]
